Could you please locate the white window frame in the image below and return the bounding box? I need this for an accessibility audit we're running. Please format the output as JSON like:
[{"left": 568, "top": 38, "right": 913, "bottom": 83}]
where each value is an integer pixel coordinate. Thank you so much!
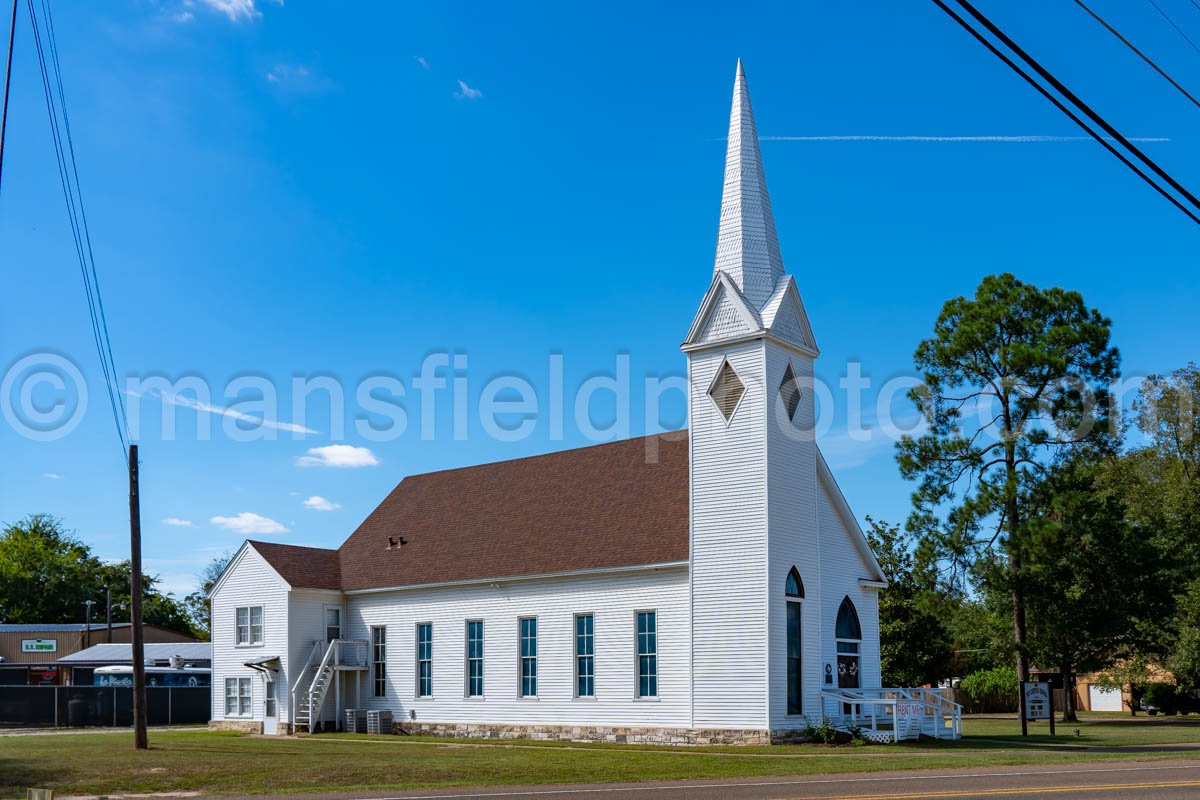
[
  {"left": 224, "top": 676, "right": 252, "bottom": 717},
  {"left": 371, "top": 625, "right": 387, "bottom": 698},
  {"left": 634, "top": 609, "right": 658, "bottom": 700},
  {"left": 415, "top": 622, "right": 433, "bottom": 698},
  {"left": 518, "top": 616, "right": 538, "bottom": 699},
  {"left": 324, "top": 606, "right": 342, "bottom": 642},
  {"left": 465, "top": 619, "right": 484, "bottom": 699},
  {"left": 235, "top": 606, "right": 263, "bottom": 647},
  {"left": 574, "top": 612, "right": 595, "bottom": 699}
]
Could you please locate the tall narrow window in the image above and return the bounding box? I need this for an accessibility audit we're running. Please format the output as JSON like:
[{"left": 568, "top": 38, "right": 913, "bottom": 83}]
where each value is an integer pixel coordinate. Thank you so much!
[
  {"left": 519, "top": 617, "right": 537, "bottom": 697},
  {"left": 636, "top": 611, "right": 657, "bottom": 698},
  {"left": 466, "top": 620, "right": 484, "bottom": 697},
  {"left": 786, "top": 567, "right": 804, "bottom": 715},
  {"left": 371, "top": 626, "right": 387, "bottom": 697},
  {"left": 325, "top": 608, "right": 341, "bottom": 642},
  {"left": 416, "top": 623, "right": 433, "bottom": 697},
  {"left": 575, "top": 614, "right": 594, "bottom": 698},
  {"left": 836, "top": 597, "right": 862, "bottom": 697}
]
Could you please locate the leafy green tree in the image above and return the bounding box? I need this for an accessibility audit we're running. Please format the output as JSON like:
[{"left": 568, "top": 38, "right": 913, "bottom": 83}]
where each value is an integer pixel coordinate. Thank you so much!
[
  {"left": 1094, "top": 656, "right": 1155, "bottom": 716},
  {"left": 898, "top": 273, "right": 1119, "bottom": 692},
  {"left": 945, "top": 594, "right": 1012, "bottom": 676},
  {"left": 0, "top": 513, "right": 195, "bottom": 635},
  {"left": 183, "top": 552, "right": 233, "bottom": 640},
  {"left": 1098, "top": 363, "right": 1200, "bottom": 691},
  {"left": 0, "top": 514, "right": 97, "bottom": 623},
  {"left": 1017, "top": 457, "right": 1169, "bottom": 721},
  {"left": 1168, "top": 580, "right": 1200, "bottom": 692},
  {"left": 867, "top": 518, "right": 954, "bottom": 687}
]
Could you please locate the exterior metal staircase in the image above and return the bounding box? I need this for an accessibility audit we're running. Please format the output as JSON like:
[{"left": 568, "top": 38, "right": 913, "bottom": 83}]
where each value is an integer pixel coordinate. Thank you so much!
[{"left": 291, "top": 639, "right": 368, "bottom": 733}]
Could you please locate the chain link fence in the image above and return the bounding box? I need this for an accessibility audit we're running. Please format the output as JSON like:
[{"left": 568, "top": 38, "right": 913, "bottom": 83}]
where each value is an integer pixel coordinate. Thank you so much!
[{"left": 0, "top": 686, "right": 209, "bottom": 727}]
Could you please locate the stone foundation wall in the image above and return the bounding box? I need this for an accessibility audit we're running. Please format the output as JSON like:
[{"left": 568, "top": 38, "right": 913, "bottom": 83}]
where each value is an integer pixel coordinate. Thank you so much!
[
  {"left": 208, "top": 719, "right": 263, "bottom": 734},
  {"left": 393, "top": 721, "right": 808, "bottom": 746}
]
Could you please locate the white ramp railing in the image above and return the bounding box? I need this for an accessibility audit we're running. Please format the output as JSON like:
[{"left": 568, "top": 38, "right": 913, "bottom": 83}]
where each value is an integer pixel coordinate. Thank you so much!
[{"left": 820, "top": 687, "right": 962, "bottom": 742}]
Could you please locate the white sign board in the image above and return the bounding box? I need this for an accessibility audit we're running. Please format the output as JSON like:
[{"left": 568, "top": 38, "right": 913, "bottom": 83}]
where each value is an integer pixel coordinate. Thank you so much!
[
  {"left": 895, "top": 702, "right": 924, "bottom": 740},
  {"left": 21, "top": 639, "right": 57, "bottom": 654},
  {"left": 1024, "top": 682, "right": 1052, "bottom": 720}
]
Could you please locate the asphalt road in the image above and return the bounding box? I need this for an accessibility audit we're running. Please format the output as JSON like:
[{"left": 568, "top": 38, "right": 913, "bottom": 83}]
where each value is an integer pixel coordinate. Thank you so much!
[{"left": 232, "top": 759, "right": 1200, "bottom": 800}]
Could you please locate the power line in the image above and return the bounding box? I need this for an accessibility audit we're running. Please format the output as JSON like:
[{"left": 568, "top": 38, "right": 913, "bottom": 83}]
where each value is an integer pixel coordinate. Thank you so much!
[
  {"left": 1073, "top": 0, "right": 1200, "bottom": 112},
  {"left": 1146, "top": 0, "right": 1200, "bottom": 58},
  {"left": 40, "top": 0, "right": 129, "bottom": 437},
  {"left": 26, "top": 0, "right": 129, "bottom": 456},
  {"left": 930, "top": 0, "right": 1200, "bottom": 226},
  {"left": 0, "top": 0, "right": 16, "bottom": 196}
]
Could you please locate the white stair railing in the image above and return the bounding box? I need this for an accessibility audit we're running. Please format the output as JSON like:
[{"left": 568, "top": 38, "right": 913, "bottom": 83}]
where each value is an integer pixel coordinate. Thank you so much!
[
  {"left": 289, "top": 639, "right": 324, "bottom": 732},
  {"left": 819, "top": 687, "right": 963, "bottom": 742},
  {"left": 303, "top": 639, "right": 340, "bottom": 733}
]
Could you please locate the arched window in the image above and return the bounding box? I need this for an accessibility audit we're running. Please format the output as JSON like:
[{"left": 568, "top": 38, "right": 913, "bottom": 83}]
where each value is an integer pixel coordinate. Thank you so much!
[
  {"left": 785, "top": 567, "right": 804, "bottom": 598},
  {"left": 785, "top": 567, "right": 803, "bottom": 715},
  {"left": 835, "top": 597, "right": 861, "bottom": 694},
  {"left": 836, "top": 597, "right": 861, "bottom": 640}
]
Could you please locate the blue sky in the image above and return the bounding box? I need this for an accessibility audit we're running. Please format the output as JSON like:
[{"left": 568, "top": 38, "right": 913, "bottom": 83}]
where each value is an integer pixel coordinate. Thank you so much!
[{"left": 2, "top": 0, "right": 1199, "bottom": 599}]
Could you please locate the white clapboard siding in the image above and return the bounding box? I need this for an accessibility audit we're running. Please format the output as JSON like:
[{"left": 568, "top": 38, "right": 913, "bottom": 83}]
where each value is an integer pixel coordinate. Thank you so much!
[
  {"left": 764, "top": 345, "right": 823, "bottom": 728},
  {"left": 344, "top": 566, "right": 689, "bottom": 727},
  {"left": 209, "top": 544, "right": 289, "bottom": 723},
  {"left": 287, "top": 588, "right": 344, "bottom": 722},
  {"left": 689, "top": 341, "right": 769, "bottom": 728},
  {"left": 817, "top": 472, "right": 883, "bottom": 715}
]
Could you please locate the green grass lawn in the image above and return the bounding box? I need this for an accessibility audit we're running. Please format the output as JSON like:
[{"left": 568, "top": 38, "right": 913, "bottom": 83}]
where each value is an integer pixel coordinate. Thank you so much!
[{"left": 3, "top": 714, "right": 1199, "bottom": 798}]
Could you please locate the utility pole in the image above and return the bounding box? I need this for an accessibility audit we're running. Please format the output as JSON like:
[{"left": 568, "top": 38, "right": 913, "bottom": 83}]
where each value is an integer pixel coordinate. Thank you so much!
[
  {"left": 129, "top": 444, "right": 147, "bottom": 750},
  {"left": 83, "top": 600, "right": 96, "bottom": 648},
  {"left": 106, "top": 587, "right": 113, "bottom": 643}
]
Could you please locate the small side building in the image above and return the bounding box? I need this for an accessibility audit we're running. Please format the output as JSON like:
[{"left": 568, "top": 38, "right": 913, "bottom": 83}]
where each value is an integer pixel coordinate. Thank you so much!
[{"left": 0, "top": 624, "right": 199, "bottom": 686}]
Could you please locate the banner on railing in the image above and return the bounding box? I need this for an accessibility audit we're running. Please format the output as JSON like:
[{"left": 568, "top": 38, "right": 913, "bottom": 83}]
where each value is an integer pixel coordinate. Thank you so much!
[{"left": 895, "top": 702, "right": 923, "bottom": 740}]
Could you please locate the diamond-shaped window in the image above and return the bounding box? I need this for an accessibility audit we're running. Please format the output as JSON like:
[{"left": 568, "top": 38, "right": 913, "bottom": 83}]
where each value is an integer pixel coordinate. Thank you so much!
[
  {"left": 709, "top": 361, "right": 745, "bottom": 423},
  {"left": 779, "top": 363, "right": 801, "bottom": 421}
]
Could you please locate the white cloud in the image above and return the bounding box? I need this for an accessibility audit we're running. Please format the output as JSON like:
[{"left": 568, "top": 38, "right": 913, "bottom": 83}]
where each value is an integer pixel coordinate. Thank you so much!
[
  {"left": 303, "top": 495, "right": 341, "bottom": 512},
  {"left": 296, "top": 444, "right": 380, "bottom": 468},
  {"left": 195, "top": 0, "right": 261, "bottom": 22},
  {"left": 162, "top": 517, "right": 194, "bottom": 527},
  {"left": 761, "top": 135, "right": 1169, "bottom": 143},
  {"left": 172, "top": 10, "right": 195, "bottom": 23},
  {"left": 43, "top": 473, "right": 61, "bottom": 480},
  {"left": 210, "top": 512, "right": 288, "bottom": 535},
  {"left": 156, "top": 391, "right": 316, "bottom": 435},
  {"left": 267, "top": 63, "right": 309, "bottom": 83},
  {"left": 454, "top": 79, "right": 482, "bottom": 100},
  {"left": 416, "top": 56, "right": 430, "bottom": 70}
]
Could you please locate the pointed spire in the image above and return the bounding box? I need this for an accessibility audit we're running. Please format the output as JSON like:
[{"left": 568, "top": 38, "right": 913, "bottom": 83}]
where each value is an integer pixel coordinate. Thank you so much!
[{"left": 712, "top": 59, "right": 785, "bottom": 309}]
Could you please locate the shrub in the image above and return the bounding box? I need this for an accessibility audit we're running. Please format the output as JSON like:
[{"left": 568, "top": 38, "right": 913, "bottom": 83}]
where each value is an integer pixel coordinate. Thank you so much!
[
  {"left": 1142, "top": 682, "right": 1179, "bottom": 715},
  {"left": 805, "top": 716, "right": 840, "bottom": 745},
  {"left": 958, "top": 666, "right": 1020, "bottom": 712}
]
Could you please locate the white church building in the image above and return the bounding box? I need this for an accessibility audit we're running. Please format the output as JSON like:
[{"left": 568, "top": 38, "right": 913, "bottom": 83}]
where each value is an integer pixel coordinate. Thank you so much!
[{"left": 209, "top": 62, "right": 961, "bottom": 744}]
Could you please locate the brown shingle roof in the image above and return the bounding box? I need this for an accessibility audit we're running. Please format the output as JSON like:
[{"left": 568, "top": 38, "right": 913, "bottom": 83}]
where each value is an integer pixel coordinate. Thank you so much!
[
  {"left": 254, "top": 433, "right": 689, "bottom": 592},
  {"left": 249, "top": 540, "right": 342, "bottom": 591},
  {"left": 338, "top": 433, "right": 689, "bottom": 591}
]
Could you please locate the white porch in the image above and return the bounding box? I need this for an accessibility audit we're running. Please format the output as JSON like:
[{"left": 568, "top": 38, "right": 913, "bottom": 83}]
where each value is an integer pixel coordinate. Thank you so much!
[{"left": 820, "top": 687, "right": 963, "bottom": 743}]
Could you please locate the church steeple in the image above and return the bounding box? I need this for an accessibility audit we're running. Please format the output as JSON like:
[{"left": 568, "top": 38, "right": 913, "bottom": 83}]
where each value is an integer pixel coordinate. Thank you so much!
[{"left": 713, "top": 59, "right": 785, "bottom": 309}]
